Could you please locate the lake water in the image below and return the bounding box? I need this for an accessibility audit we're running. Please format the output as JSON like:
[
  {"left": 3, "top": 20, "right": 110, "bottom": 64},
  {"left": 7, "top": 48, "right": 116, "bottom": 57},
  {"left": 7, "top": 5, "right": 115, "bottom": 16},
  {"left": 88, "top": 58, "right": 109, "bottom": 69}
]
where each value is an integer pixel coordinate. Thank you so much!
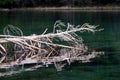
[{"left": 0, "top": 11, "right": 120, "bottom": 80}]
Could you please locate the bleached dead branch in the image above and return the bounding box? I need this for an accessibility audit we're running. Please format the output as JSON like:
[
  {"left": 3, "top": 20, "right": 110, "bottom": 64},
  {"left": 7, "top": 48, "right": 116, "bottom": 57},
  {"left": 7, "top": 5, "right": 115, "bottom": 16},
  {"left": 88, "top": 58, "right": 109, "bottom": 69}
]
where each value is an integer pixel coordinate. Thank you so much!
[{"left": 0, "top": 20, "right": 104, "bottom": 77}]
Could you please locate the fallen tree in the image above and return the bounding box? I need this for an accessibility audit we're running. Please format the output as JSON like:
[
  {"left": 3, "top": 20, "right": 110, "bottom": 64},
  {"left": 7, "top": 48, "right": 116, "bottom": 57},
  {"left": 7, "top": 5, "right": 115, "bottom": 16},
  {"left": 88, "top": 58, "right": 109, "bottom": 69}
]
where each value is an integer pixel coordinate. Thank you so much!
[{"left": 0, "top": 20, "right": 104, "bottom": 77}]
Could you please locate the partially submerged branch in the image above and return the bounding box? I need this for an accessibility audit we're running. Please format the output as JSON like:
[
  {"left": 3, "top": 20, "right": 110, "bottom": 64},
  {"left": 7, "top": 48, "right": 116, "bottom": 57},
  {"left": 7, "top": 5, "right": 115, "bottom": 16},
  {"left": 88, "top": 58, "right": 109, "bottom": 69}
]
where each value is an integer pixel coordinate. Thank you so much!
[{"left": 0, "top": 20, "right": 104, "bottom": 77}]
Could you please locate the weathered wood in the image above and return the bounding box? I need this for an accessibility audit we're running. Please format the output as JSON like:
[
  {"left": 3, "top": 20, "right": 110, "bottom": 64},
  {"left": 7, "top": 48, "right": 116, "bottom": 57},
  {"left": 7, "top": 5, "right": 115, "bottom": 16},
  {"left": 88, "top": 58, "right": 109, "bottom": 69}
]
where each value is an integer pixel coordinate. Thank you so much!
[{"left": 0, "top": 21, "right": 104, "bottom": 77}]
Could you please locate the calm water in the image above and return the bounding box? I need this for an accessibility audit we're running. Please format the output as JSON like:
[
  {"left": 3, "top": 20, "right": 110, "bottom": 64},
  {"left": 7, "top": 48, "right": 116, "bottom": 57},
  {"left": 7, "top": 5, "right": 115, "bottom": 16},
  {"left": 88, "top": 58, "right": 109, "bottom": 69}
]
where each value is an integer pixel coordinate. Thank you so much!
[{"left": 0, "top": 11, "right": 120, "bottom": 80}]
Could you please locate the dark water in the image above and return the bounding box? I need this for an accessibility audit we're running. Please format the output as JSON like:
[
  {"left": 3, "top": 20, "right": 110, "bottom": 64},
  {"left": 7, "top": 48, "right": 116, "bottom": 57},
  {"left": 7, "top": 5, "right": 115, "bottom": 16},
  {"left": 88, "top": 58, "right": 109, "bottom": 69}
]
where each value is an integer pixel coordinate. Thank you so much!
[{"left": 0, "top": 11, "right": 120, "bottom": 80}]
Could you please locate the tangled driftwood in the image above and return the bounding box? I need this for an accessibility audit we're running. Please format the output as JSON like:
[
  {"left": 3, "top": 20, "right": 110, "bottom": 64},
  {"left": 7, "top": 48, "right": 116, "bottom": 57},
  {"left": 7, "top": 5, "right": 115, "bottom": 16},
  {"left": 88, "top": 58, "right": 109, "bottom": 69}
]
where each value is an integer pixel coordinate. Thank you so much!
[{"left": 0, "top": 20, "right": 104, "bottom": 77}]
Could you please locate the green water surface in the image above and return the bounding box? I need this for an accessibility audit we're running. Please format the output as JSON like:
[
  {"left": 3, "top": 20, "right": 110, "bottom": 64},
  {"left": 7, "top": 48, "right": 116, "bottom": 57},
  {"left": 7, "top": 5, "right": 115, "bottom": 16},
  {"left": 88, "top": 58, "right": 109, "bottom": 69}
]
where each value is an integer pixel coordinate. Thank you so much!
[{"left": 0, "top": 11, "right": 120, "bottom": 80}]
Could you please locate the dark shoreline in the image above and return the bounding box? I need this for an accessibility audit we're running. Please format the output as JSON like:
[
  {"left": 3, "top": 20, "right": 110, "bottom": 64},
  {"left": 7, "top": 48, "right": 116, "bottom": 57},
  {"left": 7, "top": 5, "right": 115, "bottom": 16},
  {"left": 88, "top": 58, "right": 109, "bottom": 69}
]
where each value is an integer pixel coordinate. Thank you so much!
[{"left": 0, "top": 7, "right": 120, "bottom": 12}]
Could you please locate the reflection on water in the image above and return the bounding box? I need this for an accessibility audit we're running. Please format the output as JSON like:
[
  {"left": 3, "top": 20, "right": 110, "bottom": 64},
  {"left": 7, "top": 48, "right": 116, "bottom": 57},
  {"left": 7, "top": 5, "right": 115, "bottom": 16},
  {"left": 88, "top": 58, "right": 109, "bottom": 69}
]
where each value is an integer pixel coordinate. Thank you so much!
[{"left": 0, "top": 11, "right": 120, "bottom": 80}]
